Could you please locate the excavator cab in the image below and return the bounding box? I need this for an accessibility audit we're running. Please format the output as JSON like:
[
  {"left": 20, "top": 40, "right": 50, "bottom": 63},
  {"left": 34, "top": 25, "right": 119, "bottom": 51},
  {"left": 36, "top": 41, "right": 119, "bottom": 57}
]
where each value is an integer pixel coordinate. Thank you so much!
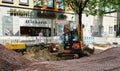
[{"left": 63, "top": 29, "right": 83, "bottom": 55}]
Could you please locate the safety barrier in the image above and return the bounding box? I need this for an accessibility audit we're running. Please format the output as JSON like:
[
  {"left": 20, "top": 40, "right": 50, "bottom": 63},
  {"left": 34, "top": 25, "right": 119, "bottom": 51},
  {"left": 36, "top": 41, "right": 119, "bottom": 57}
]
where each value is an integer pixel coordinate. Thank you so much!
[
  {"left": 84, "top": 37, "right": 120, "bottom": 44},
  {"left": 0, "top": 36, "right": 60, "bottom": 45},
  {"left": 0, "top": 36, "right": 120, "bottom": 45},
  {"left": 83, "top": 37, "right": 94, "bottom": 44}
]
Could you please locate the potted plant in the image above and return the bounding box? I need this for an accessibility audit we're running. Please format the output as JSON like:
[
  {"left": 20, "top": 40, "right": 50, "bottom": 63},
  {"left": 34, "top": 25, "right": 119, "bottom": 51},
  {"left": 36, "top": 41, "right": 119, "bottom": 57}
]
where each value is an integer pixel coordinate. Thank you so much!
[
  {"left": 58, "top": 14, "right": 67, "bottom": 20},
  {"left": 13, "top": 9, "right": 17, "bottom": 16},
  {"left": 10, "top": 9, "right": 14, "bottom": 16}
]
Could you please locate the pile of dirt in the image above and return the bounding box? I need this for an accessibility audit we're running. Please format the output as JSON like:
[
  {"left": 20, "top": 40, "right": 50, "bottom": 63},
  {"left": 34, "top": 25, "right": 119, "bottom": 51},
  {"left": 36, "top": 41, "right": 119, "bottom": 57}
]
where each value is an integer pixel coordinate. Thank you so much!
[
  {"left": 2, "top": 43, "right": 120, "bottom": 71},
  {"left": 15, "top": 62, "right": 51, "bottom": 71},
  {"left": 25, "top": 44, "right": 64, "bottom": 61},
  {"left": 0, "top": 44, "right": 32, "bottom": 71},
  {"left": 45, "top": 46, "right": 120, "bottom": 71},
  {"left": 15, "top": 46, "right": 120, "bottom": 71},
  {"left": 33, "top": 49, "right": 59, "bottom": 61}
]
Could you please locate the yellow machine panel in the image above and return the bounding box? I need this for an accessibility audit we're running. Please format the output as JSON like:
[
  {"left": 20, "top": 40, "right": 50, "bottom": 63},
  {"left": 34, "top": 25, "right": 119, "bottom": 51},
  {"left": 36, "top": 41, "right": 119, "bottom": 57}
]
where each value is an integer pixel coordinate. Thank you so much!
[{"left": 5, "top": 43, "right": 26, "bottom": 50}]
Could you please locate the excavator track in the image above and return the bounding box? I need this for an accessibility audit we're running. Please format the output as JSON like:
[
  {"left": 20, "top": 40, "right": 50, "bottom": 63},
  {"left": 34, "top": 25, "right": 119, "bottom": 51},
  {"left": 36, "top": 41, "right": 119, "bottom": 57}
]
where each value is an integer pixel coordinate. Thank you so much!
[{"left": 57, "top": 53, "right": 79, "bottom": 60}]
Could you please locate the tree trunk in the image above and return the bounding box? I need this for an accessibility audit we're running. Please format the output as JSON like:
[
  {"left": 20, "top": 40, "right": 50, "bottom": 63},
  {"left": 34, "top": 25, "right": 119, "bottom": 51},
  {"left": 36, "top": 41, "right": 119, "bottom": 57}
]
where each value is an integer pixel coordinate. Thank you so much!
[{"left": 77, "top": 12, "right": 83, "bottom": 41}]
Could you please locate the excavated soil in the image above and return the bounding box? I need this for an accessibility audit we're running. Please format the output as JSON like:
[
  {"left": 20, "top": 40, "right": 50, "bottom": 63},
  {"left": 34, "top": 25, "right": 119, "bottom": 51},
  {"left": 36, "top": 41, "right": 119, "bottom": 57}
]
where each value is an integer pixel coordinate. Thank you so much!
[
  {"left": 1, "top": 43, "right": 120, "bottom": 71},
  {"left": 19, "top": 46, "right": 120, "bottom": 71},
  {"left": 45, "top": 46, "right": 120, "bottom": 71},
  {"left": 0, "top": 44, "right": 32, "bottom": 71}
]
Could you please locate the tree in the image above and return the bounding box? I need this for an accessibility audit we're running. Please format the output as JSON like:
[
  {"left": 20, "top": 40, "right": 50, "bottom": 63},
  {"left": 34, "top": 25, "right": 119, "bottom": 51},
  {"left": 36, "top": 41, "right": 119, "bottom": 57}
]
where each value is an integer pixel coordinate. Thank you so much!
[
  {"left": 64, "top": 0, "right": 120, "bottom": 40},
  {"left": 34, "top": 0, "right": 43, "bottom": 7}
]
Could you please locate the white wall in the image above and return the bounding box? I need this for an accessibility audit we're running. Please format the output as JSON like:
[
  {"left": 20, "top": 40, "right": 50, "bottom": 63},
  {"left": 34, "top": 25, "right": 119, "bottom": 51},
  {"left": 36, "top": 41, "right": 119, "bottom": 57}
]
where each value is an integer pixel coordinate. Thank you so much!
[
  {"left": 13, "top": 16, "right": 20, "bottom": 36},
  {"left": 0, "top": 7, "right": 11, "bottom": 36},
  {"left": 82, "top": 14, "right": 94, "bottom": 37},
  {"left": 103, "top": 13, "right": 117, "bottom": 37},
  {"left": 0, "top": 7, "right": 2, "bottom": 36},
  {"left": 82, "top": 13, "right": 117, "bottom": 37}
]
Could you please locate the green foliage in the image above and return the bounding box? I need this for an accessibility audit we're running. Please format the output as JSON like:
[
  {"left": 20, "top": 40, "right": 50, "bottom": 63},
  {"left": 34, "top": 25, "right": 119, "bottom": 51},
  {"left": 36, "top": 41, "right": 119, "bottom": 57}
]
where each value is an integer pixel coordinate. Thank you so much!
[
  {"left": 86, "top": 0, "right": 120, "bottom": 16},
  {"left": 64, "top": 0, "right": 120, "bottom": 16},
  {"left": 34, "top": 0, "right": 43, "bottom": 6}
]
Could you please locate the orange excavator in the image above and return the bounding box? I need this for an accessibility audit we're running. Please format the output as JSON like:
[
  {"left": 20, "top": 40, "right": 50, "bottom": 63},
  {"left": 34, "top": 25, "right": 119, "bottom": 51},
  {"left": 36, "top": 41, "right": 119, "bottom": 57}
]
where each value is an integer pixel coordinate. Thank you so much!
[
  {"left": 57, "top": 24, "right": 84, "bottom": 59},
  {"left": 57, "top": 24, "right": 95, "bottom": 59}
]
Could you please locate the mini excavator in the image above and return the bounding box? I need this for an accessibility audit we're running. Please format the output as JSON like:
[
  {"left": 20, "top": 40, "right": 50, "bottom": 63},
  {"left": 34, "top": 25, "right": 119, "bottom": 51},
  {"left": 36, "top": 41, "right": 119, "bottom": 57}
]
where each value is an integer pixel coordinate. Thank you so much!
[{"left": 57, "top": 24, "right": 95, "bottom": 59}]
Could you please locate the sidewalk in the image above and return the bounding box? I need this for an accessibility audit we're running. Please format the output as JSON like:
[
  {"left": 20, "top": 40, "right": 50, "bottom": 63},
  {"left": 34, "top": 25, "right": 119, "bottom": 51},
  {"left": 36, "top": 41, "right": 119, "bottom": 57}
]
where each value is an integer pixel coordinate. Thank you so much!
[{"left": 88, "top": 43, "right": 116, "bottom": 54}]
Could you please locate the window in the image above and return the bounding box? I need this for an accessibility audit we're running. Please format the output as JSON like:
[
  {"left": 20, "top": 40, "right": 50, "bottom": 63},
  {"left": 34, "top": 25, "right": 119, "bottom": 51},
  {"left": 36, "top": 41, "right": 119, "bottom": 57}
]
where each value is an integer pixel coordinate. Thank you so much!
[
  {"left": 99, "top": 25, "right": 103, "bottom": 35},
  {"left": 46, "top": 0, "right": 54, "bottom": 8},
  {"left": 2, "top": 0, "right": 13, "bottom": 3},
  {"left": 72, "top": 31, "right": 79, "bottom": 41},
  {"left": 34, "top": 0, "right": 43, "bottom": 7},
  {"left": 90, "top": 26, "right": 93, "bottom": 33},
  {"left": 114, "top": 25, "right": 117, "bottom": 31},
  {"left": 19, "top": 0, "right": 29, "bottom": 6},
  {"left": 58, "top": 0, "right": 64, "bottom": 10},
  {"left": 109, "top": 26, "right": 113, "bottom": 34},
  {"left": 2, "top": 16, "right": 13, "bottom": 36}
]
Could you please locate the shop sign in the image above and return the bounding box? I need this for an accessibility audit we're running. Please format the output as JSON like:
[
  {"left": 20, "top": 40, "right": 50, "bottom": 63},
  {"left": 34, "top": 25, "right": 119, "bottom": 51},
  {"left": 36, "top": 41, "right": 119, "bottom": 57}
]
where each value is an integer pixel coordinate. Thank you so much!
[
  {"left": 9, "top": 9, "right": 30, "bottom": 16},
  {"left": 9, "top": 9, "right": 36, "bottom": 17},
  {"left": 19, "top": 18, "right": 51, "bottom": 27},
  {"left": 25, "top": 20, "right": 47, "bottom": 24}
]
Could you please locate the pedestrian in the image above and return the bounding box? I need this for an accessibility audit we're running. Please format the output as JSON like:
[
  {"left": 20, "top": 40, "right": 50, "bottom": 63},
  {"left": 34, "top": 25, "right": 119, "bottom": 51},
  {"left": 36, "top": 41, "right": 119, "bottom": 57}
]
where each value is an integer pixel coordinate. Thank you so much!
[{"left": 39, "top": 31, "right": 43, "bottom": 36}]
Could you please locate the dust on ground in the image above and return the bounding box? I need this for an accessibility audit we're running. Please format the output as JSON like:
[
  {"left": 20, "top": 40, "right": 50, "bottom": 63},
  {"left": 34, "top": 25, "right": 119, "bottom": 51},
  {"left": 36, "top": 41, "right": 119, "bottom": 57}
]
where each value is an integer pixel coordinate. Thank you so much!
[{"left": 1, "top": 43, "right": 120, "bottom": 71}]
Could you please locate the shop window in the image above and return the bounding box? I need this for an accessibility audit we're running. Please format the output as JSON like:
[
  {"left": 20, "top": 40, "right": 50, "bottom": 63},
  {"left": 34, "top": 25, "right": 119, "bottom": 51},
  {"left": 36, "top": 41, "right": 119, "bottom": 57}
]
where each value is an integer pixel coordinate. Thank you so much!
[
  {"left": 2, "top": 0, "right": 13, "bottom": 4},
  {"left": 20, "top": 27, "right": 51, "bottom": 36},
  {"left": 114, "top": 25, "right": 117, "bottom": 31},
  {"left": 90, "top": 26, "right": 93, "bottom": 33},
  {"left": 46, "top": 0, "right": 54, "bottom": 8},
  {"left": 57, "top": 0, "right": 64, "bottom": 10},
  {"left": 99, "top": 25, "right": 104, "bottom": 35},
  {"left": 109, "top": 26, "right": 113, "bottom": 34},
  {"left": 19, "top": 0, "right": 29, "bottom": 6}
]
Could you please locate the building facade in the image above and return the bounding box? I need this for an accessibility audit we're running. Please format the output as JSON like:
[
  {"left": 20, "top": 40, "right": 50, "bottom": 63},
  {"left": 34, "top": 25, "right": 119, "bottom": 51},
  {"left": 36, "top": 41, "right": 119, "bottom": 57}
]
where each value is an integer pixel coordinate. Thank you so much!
[
  {"left": 0, "top": 0, "right": 75, "bottom": 37},
  {"left": 82, "top": 13, "right": 117, "bottom": 37},
  {"left": 0, "top": 0, "right": 33, "bottom": 36},
  {"left": 1, "top": 0, "right": 116, "bottom": 38}
]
